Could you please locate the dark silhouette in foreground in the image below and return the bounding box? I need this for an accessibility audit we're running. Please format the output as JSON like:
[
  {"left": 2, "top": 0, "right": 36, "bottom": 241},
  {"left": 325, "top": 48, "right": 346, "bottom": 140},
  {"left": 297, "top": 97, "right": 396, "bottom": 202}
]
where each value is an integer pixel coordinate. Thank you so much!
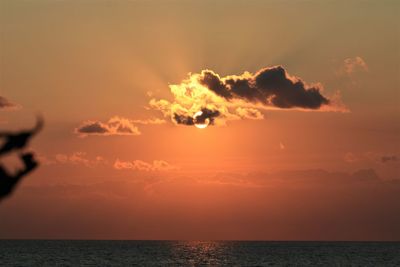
[
  {"left": 0, "top": 153, "right": 38, "bottom": 200},
  {"left": 0, "top": 117, "right": 43, "bottom": 155},
  {"left": 0, "top": 117, "right": 42, "bottom": 201}
]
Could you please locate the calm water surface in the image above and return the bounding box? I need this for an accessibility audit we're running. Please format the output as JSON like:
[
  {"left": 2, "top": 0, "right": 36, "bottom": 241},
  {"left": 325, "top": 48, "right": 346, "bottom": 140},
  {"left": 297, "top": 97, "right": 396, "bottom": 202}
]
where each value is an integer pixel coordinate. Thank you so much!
[{"left": 0, "top": 240, "right": 399, "bottom": 266}]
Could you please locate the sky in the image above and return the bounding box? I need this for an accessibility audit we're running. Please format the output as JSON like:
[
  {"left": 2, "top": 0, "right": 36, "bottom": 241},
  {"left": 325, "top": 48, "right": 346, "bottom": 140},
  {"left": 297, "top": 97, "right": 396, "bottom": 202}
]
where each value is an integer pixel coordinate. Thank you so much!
[{"left": 0, "top": 0, "right": 399, "bottom": 241}]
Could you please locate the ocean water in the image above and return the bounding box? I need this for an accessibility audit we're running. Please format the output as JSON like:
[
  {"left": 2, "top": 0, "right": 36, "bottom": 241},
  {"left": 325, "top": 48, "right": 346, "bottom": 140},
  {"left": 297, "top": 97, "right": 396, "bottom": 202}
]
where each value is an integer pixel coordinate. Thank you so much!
[{"left": 0, "top": 240, "right": 399, "bottom": 266}]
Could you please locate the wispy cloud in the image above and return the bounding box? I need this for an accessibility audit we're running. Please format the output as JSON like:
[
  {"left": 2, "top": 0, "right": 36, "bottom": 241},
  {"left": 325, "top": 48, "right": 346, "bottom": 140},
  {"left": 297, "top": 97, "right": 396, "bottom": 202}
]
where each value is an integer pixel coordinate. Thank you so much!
[
  {"left": 340, "top": 56, "right": 369, "bottom": 75},
  {"left": 344, "top": 152, "right": 399, "bottom": 164},
  {"left": 38, "top": 152, "right": 107, "bottom": 167},
  {"left": 56, "top": 152, "right": 107, "bottom": 167},
  {"left": 39, "top": 153, "right": 178, "bottom": 172},
  {"left": 75, "top": 116, "right": 166, "bottom": 137},
  {"left": 131, "top": 118, "right": 166, "bottom": 125},
  {"left": 114, "top": 159, "right": 177, "bottom": 171},
  {"left": 381, "top": 155, "right": 398, "bottom": 163}
]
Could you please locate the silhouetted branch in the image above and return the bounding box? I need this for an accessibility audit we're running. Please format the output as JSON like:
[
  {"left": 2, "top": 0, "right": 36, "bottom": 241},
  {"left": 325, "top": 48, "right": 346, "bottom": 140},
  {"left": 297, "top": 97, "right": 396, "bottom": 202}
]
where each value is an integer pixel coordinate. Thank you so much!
[
  {"left": 0, "top": 116, "right": 43, "bottom": 155},
  {"left": 0, "top": 117, "right": 42, "bottom": 201}
]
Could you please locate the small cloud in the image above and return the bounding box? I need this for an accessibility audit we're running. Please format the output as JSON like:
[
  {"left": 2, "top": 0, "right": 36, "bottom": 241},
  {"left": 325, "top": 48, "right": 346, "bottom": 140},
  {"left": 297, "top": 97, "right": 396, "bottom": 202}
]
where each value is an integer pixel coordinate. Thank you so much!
[
  {"left": 0, "top": 96, "right": 21, "bottom": 110},
  {"left": 381, "top": 155, "right": 398, "bottom": 163},
  {"left": 344, "top": 152, "right": 399, "bottom": 164},
  {"left": 173, "top": 108, "right": 220, "bottom": 126},
  {"left": 75, "top": 116, "right": 141, "bottom": 137},
  {"left": 341, "top": 56, "right": 369, "bottom": 75},
  {"left": 344, "top": 152, "right": 360, "bottom": 163},
  {"left": 75, "top": 116, "right": 166, "bottom": 137},
  {"left": 113, "top": 159, "right": 177, "bottom": 171},
  {"left": 279, "top": 142, "right": 285, "bottom": 150},
  {"left": 76, "top": 121, "right": 110, "bottom": 135},
  {"left": 55, "top": 152, "right": 108, "bottom": 167},
  {"left": 36, "top": 154, "right": 57, "bottom": 165}
]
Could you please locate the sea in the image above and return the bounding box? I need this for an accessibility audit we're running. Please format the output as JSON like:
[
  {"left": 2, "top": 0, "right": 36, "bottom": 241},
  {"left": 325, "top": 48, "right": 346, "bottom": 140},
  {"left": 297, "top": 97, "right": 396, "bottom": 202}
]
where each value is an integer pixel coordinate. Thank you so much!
[{"left": 0, "top": 240, "right": 399, "bottom": 266}]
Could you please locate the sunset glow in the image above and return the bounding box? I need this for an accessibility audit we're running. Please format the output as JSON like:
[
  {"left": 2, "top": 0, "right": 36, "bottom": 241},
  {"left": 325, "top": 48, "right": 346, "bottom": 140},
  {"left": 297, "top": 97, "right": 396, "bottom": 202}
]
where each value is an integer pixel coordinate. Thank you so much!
[{"left": 0, "top": 0, "right": 399, "bottom": 244}]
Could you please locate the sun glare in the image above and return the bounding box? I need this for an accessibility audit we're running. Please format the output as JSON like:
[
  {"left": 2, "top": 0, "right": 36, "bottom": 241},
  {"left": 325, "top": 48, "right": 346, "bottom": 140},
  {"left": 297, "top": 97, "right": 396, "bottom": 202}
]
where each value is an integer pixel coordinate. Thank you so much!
[{"left": 194, "top": 111, "right": 209, "bottom": 129}]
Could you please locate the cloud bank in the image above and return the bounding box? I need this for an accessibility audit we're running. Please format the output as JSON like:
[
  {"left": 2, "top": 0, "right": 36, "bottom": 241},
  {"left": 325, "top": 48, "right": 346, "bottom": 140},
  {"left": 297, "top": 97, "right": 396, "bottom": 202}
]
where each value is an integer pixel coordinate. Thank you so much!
[
  {"left": 5, "top": 168, "right": 399, "bottom": 240},
  {"left": 149, "top": 66, "right": 345, "bottom": 126}
]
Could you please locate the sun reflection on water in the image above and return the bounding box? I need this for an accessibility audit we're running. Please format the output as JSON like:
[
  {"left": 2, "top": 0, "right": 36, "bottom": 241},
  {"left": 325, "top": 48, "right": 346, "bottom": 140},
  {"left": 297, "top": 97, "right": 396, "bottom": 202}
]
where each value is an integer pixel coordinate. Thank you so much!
[{"left": 170, "top": 241, "right": 227, "bottom": 265}]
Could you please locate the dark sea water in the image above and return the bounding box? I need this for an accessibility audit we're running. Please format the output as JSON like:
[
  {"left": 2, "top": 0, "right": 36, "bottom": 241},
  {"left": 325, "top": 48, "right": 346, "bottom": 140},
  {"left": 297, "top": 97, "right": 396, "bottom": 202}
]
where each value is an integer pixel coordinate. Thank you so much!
[{"left": 0, "top": 240, "right": 399, "bottom": 266}]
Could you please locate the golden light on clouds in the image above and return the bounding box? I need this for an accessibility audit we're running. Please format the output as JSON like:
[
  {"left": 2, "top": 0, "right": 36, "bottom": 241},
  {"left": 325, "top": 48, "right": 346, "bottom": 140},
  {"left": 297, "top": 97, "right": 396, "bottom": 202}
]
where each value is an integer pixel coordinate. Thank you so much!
[
  {"left": 2, "top": 0, "right": 399, "bottom": 243},
  {"left": 149, "top": 66, "right": 346, "bottom": 128}
]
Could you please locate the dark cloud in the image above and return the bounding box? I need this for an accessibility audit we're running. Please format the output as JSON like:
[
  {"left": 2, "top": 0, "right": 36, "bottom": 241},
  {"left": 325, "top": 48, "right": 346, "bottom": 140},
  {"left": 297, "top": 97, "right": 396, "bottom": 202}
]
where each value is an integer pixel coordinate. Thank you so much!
[
  {"left": 173, "top": 108, "right": 220, "bottom": 126},
  {"left": 199, "top": 66, "right": 330, "bottom": 109},
  {"left": 194, "top": 108, "right": 220, "bottom": 124},
  {"left": 77, "top": 122, "right": 108, "bottom": 134},
  {"left": 199, "top": 71, "right": 232, "bottom": 99},
  {"left": 75, "top": 117, "right": 140, "bottom": 137},
  {"left": 173, "top": 114, "right": 194, "bottom": 126},
  {"left": 381, "top": 155, "right": 398, "bottom": 163}
]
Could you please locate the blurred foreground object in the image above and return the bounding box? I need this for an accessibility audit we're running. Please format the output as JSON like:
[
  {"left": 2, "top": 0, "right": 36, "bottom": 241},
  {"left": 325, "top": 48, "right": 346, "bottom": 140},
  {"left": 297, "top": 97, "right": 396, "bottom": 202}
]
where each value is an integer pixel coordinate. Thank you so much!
[
  {"left": 0, "top": 117, "right": 43, "bottom": 154},
  {"left": 0, "top": 117, "right": 42, "bottom": 201}
]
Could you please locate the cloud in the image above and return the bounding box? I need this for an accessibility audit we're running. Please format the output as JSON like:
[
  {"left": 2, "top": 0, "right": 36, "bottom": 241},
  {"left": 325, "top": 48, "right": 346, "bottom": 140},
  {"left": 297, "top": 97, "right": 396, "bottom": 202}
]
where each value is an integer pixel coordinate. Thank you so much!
[
  {"left": 207, "top": 168, "right": 383, "bottom": 187},
  {"left": 39, "top": 153, "right": 177, "bottom": 171},
  {"left": 149, "top": 66, "right": 345, "bottom": 126},
  {"left": 271, "top": 168, "right": 380, "bottom": 182},
  {"left": 0, "top": 96, "right": 20, "bottom": 110},
  {"left": 76, "top": 122, "right": 109, "bottom": 135},
  {"left": 235, "top": 107, "right": 264, "bottom": 120},
  {"left": 279, "top": 142, "right": 285, "bottom": 150},
  {"left": 341, "top": 56, "right": 369, "bottom": 75},
  {"left": 75, "top": 116, "right": 141, "bottom": 137},
  {"left": 75, "top": 116, "right": 166, "bottom": 137},
  {"left": 199, "top": 67, "right": 330, "bottom": 109},
  {"left": 381, "top": 155, "right": 398, "bottom": 163},
  {"left": 344, "top": 152, "right": 360, "bottom": 163},
  {"left": 131, "top": 118, "right": 166, "bottom": 125},
  {"left": 173, "top": 107, "right": 220, "bottom": 126},
  {"left": 55, "top": 152, "right": 108, "bottom": 167},
  {"left": 172, "top": 114, "right": 194, "bottom": 126},
  {"left": 114, "top": 159, "right": 177, "bottom": 171},
  {"left": 3, "top": 167, "right": 399, "bottom": 241},
  {"left": 344, "top": 152, "right": 399, "bottom": 164}
]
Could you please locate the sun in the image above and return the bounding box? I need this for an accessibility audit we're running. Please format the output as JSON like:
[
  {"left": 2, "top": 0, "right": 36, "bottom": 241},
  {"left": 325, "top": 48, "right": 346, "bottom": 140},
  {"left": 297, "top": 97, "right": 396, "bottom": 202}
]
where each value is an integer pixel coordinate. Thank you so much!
[{"left": 193, "top": 111, "right": 210, "bottom": 129}]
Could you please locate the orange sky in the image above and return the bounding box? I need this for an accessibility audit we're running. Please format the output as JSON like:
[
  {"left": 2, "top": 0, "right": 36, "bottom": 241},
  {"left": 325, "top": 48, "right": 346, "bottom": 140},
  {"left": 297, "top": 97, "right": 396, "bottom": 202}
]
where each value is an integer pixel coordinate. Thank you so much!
[{"left": 0, "top": 0, "right": 399, "bottom": 240}]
